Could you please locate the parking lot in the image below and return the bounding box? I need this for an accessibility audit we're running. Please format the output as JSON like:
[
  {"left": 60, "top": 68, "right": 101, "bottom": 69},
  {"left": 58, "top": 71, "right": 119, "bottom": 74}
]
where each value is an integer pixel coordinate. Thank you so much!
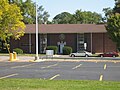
[{"left": 0, "top": 60, "right": 120, "bottom": 81}]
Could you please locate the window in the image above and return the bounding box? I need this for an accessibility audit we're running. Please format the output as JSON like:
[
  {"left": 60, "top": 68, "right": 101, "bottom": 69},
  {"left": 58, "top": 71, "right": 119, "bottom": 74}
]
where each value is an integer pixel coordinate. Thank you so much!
[{"left": 40, "top": 34, "right": 47, "bottom": 53}]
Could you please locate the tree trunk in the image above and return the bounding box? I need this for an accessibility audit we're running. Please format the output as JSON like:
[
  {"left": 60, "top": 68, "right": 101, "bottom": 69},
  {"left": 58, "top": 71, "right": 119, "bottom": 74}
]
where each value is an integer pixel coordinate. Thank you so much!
[{"left": 4, "top": 39, "right": 10, "bottom": 54}]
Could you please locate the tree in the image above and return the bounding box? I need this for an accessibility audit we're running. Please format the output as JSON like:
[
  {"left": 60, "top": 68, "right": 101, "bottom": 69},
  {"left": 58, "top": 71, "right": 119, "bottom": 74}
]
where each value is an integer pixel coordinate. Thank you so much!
[
  {"left": 52, "top": 12, "right": 73, "bottom": 24},
  {"left": 38, "top": 5, "right": 50, "bottom": 24},
  {"left": 0, "top": 0, "right": 25, "bottom": 53},
  {"left": 69, "top": 15, "right": 77, "bottom": 24},
  {"left": 102, "top": 7, "right": 113, "bottom": 22},
  {"left": 11, "top": 0, "right": 36, "bottom": 24},
  {"left": 103, "top": 7, "right": 113, "bottom": 17},
  {"left": 74, "top": 10, "right": 102, "bottom": 24},
  {"left": 52, "top": 10, "right": 102, "bottom": 24},
  {"left": 113, "top": 0, "right": 120, "bottom": 13},
  {"left": 8, "top": 0, "right": 14, "bottom": 3},
  {"left": 104, "top": 0, "right": 120, "bottom": 51},
  {"left": 8, "top": 0, "right": 50, "bottom": 24},
  {"left": 105, "top": 13, "right": 120, "bottom": 50},
  {"left": 73, "top": 10, "right": 83, "bottom": 24}
]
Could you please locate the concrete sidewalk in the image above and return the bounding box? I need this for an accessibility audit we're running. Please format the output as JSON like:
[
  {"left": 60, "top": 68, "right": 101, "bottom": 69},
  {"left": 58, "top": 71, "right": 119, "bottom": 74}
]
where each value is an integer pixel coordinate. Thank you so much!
[
  {"left": 0, "top": 55, "right": 120, "bottom": 63},
  {"left": 0, "top": 56, "right": 35, "bottom": 62}
]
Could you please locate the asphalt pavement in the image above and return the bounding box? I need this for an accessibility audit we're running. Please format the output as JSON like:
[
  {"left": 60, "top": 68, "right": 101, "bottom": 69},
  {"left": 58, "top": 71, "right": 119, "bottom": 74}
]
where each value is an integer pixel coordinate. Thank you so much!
[{"left": 0, "top": 60, "right": 120, "bottom": 81}]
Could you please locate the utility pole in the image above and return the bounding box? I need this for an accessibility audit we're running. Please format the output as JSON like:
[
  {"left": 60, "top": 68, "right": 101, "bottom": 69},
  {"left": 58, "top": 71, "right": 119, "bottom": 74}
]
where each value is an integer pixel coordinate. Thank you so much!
[{"left": 35, "top": 0, "right": 39, "bottom": 60}]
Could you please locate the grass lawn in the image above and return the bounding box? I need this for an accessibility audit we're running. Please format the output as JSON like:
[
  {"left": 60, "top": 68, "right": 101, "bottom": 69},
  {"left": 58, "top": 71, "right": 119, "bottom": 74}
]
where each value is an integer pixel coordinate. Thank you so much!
[{"left": 0, "top": 79, "right": 120, "bottom": 90}]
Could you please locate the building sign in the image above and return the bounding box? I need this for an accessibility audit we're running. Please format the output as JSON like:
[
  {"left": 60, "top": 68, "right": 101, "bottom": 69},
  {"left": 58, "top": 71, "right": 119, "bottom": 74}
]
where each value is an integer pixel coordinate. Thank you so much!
[
  {"left": 59, "top": 34, "right": 65, "bottom": 40},
  {"left": 46, "top": 50, "right": 54, "bottom": 56}
]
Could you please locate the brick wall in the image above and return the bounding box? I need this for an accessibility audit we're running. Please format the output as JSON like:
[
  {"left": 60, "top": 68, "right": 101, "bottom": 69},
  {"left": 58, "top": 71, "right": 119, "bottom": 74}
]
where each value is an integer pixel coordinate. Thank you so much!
[
  {"left": 10, "top": 33, "right": 117, "bottom": 54},
  {"left": 10, "top": 34, "right": 29, "bottom": 53},
  {"left": 104, "top": 34, "right": 116, "bottom": 52},
  {"left": 92, "top": 33, "right": 116, "bottom": 53},
  {"left": 47, "top": 33, "right": 77, "bottom": 52}
]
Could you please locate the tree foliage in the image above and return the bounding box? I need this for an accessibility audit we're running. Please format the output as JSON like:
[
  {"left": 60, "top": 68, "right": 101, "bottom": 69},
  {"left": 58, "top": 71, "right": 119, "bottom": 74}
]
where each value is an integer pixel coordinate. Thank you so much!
[
  {"left": 9, "top": 0, "right": 36, "bottom": 24},
  {"left": 102, "top": 7, "right": 113, "bottom": 22},
  {"left": 38, "top": 6, "right": 50, "bottom": 24},
  {"left": 113, "top": 0, "right": 120, "bottom": 13},
  {"left": 74, "top": 10, "right": 102, "bottom": 24},
  {"left": 106, "top": 13, "right": 120, "bottom": 48},
  {"left": 105, "top": 0, "right": 120, "bottom": 50},
  {"left": 52, "top": 10, "right": 102, "bottom": 24},
  {"left": 8, "top": 0, "right": 50, "bottom": 24},
  {"left": 53, "top": 12, "right": 72, "bottom": 24},
  {"left": 0, "top": 0, "right": 25, "bottom": 53}
]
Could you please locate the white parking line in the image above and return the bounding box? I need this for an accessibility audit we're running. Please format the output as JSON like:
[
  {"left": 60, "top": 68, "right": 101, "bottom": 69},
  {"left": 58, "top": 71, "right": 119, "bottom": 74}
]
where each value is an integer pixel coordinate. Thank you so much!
[
  {"left": 0, "top": 73, "right": 18, "bottom": 79},
  {"left": 49, "top": 74, "right": 60, "bottom": 80},
  {"left": 72, "top": 64, "right": 82, "bottom": 70},
  {"left": 41, "top": 64, "right": 58, "bottom": 69},
  {"left": 11, "top": 63, "right": 36, "bottom": 69}
]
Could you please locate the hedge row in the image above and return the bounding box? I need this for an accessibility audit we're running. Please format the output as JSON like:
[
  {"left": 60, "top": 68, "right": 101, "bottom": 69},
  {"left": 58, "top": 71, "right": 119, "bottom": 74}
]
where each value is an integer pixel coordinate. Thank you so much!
[
  {"left": 63, "top": 46, "right": 72, "bottom": 55},
  {"left": 13, "top": 48, "right": 23, "bottom": 54},
  {"left": 46, "top": 46, "right": 58, "bottom": 54},
  {"left": 46, "top": 46, "right": 72, "bottom": 55},
  {"left": 12, "top": 46, "right": 72, "bottom": 55}
]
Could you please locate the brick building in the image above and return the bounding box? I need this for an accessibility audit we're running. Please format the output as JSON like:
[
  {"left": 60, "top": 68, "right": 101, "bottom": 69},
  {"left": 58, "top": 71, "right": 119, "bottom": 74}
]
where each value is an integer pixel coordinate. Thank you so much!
[{"left": 10, "top": 24, "right": 116, "bottom": 54}]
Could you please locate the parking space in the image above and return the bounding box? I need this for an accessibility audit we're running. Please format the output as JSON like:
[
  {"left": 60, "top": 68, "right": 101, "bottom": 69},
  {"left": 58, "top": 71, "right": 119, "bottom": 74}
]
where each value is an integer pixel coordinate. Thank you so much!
[
  {"left": 103, "top": 62, "right": 120, "bottom": 81},
  {"left": 0, "top": 60, "right": 120, "bottom": 81}
]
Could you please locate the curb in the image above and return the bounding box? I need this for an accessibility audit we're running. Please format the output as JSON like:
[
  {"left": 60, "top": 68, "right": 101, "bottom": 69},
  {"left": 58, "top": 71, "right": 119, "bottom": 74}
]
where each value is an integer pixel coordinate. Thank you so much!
[
  {"left": 44, "top": 59, "right": 120, "bottom": 63},
  {"left": 29, "top": 59, "right": 45, "bottom": 62}
]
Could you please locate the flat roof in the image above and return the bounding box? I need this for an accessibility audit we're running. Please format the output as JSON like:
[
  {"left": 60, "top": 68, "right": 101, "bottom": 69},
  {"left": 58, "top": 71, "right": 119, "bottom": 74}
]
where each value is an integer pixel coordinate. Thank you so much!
[{"left": 25, "top": 24, "right": 106, "bottom": 34}]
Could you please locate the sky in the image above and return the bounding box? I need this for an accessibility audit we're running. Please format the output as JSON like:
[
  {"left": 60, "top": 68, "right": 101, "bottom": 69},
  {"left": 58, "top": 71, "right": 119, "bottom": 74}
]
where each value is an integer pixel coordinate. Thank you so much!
[{"left": 31, "top": 0, "right": 115, "bottom": 21}]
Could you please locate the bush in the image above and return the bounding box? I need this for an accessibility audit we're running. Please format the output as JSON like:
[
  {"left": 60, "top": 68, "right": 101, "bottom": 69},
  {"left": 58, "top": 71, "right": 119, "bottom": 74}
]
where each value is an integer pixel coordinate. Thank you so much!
[
  {"left": 63, "top": 46, "right": 72, "bottom": 55},
  {"left": 117, "top": 47, "right": 120, "bottom": 52},
  {"left": 46, "top": 46, "right": 58, "bottom": 54},
  {"left": 13, "top": 48, "right": 23, "bottom": 54}
]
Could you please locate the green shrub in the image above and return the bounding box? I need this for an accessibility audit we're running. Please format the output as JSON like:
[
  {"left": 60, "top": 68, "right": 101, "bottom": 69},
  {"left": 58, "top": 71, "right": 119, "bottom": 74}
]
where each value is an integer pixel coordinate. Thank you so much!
[
  {"left": 117, "top": 47, "right": 120, "bottom": 52},
  {"left": 46, "top": 46, "right": 58, "bottom": 54},
  {"left": 13, "top": 48, "right": 23, "bottom": 54},
  {"left": 63, "top": 46, "right": 72, "bottom": 55}
]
